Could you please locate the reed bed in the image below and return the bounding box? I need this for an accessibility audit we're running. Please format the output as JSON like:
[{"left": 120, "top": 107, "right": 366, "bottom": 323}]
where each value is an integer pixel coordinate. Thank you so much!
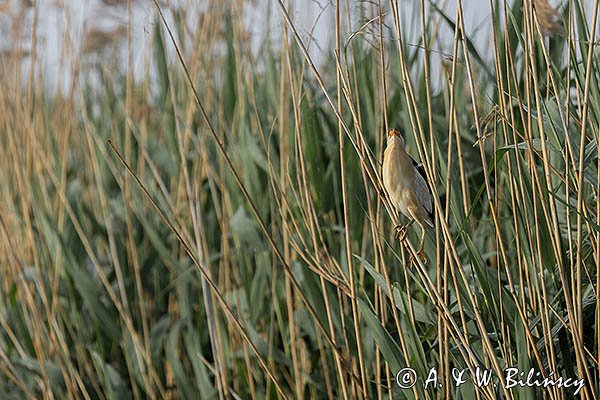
[{"left": 0, "top": 0, "right": 599, "bottom": 398}]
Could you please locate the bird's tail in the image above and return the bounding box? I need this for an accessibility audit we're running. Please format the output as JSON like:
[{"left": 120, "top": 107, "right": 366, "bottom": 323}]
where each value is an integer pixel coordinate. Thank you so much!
[{"left": 425, "top": 216, "right": 434, "bottom": 228}]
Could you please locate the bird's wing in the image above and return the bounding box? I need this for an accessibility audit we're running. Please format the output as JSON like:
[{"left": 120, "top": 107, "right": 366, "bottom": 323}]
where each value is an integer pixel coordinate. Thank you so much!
[{"left": 410, "top": 157, "right": 433, "bottom": 217}]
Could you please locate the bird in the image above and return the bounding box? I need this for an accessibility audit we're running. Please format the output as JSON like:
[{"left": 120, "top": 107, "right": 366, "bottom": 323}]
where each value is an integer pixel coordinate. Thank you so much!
[{"left": 382, "top": 128, "right": 433, "bottom": 262}]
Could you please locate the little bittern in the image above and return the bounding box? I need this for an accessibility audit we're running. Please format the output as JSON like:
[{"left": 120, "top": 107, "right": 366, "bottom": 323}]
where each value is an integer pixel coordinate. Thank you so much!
[{"left": 383, "top": 128, "right": 433, "bottom": 261}]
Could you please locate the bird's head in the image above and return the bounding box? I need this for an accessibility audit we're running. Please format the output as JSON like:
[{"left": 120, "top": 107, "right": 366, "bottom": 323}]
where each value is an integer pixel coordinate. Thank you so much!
[{"left": 387, "top": 128, "right": 405, "bottom": 147}]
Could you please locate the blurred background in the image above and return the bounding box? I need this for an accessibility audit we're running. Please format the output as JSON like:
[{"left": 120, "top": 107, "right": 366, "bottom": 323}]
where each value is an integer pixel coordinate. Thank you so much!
[
  {"left": 1, "top": 0, "right": 503, "bottom": 91},
  {"left": 1, "top": 0, "right": 598, "bottom": 399}
]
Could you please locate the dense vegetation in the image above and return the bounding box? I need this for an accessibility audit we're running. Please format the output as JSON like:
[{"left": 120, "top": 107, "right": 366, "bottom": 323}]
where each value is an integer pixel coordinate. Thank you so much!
[{"left": 0, "top": 0, "right": 598, "bottom": 398}]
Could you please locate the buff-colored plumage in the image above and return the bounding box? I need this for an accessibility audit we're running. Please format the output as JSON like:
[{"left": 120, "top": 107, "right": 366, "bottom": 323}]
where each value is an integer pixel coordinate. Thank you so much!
[
  {"left": 383, "top": 128, "right": 433, "bottom": 261},
  {"left": 534, "top": 0, "right": 563, "bottom": 36}
]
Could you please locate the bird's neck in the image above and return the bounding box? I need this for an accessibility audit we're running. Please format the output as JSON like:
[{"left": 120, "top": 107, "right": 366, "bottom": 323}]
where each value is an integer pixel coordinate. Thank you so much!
[
  {"left": 386, "top": 140, "right": 407, "bottom": 159},
  {"left": 385, "top": 141, "right": 413, "bottom": 173}
]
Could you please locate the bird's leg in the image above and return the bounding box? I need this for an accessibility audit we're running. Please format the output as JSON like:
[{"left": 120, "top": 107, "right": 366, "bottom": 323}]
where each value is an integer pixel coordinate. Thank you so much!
[
  {"left": 394, "top": 220, "right": 414, "bottom": 241},
  {"left": 406, "top": 205, "right": 428, "bottom": 264},
  {"left": 417, "top": 222, "right": 427, "bottom": 263}
]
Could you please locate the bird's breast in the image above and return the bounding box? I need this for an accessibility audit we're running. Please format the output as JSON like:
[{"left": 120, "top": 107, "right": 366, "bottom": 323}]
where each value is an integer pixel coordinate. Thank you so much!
[{"left": 383, "top": 144, "right": 415, "bottom": 211}]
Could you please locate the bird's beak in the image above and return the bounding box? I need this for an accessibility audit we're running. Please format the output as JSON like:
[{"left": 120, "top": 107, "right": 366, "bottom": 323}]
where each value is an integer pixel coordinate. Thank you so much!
[{"left": 388, "top": 128, "right": 401, "bottom": 138}]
